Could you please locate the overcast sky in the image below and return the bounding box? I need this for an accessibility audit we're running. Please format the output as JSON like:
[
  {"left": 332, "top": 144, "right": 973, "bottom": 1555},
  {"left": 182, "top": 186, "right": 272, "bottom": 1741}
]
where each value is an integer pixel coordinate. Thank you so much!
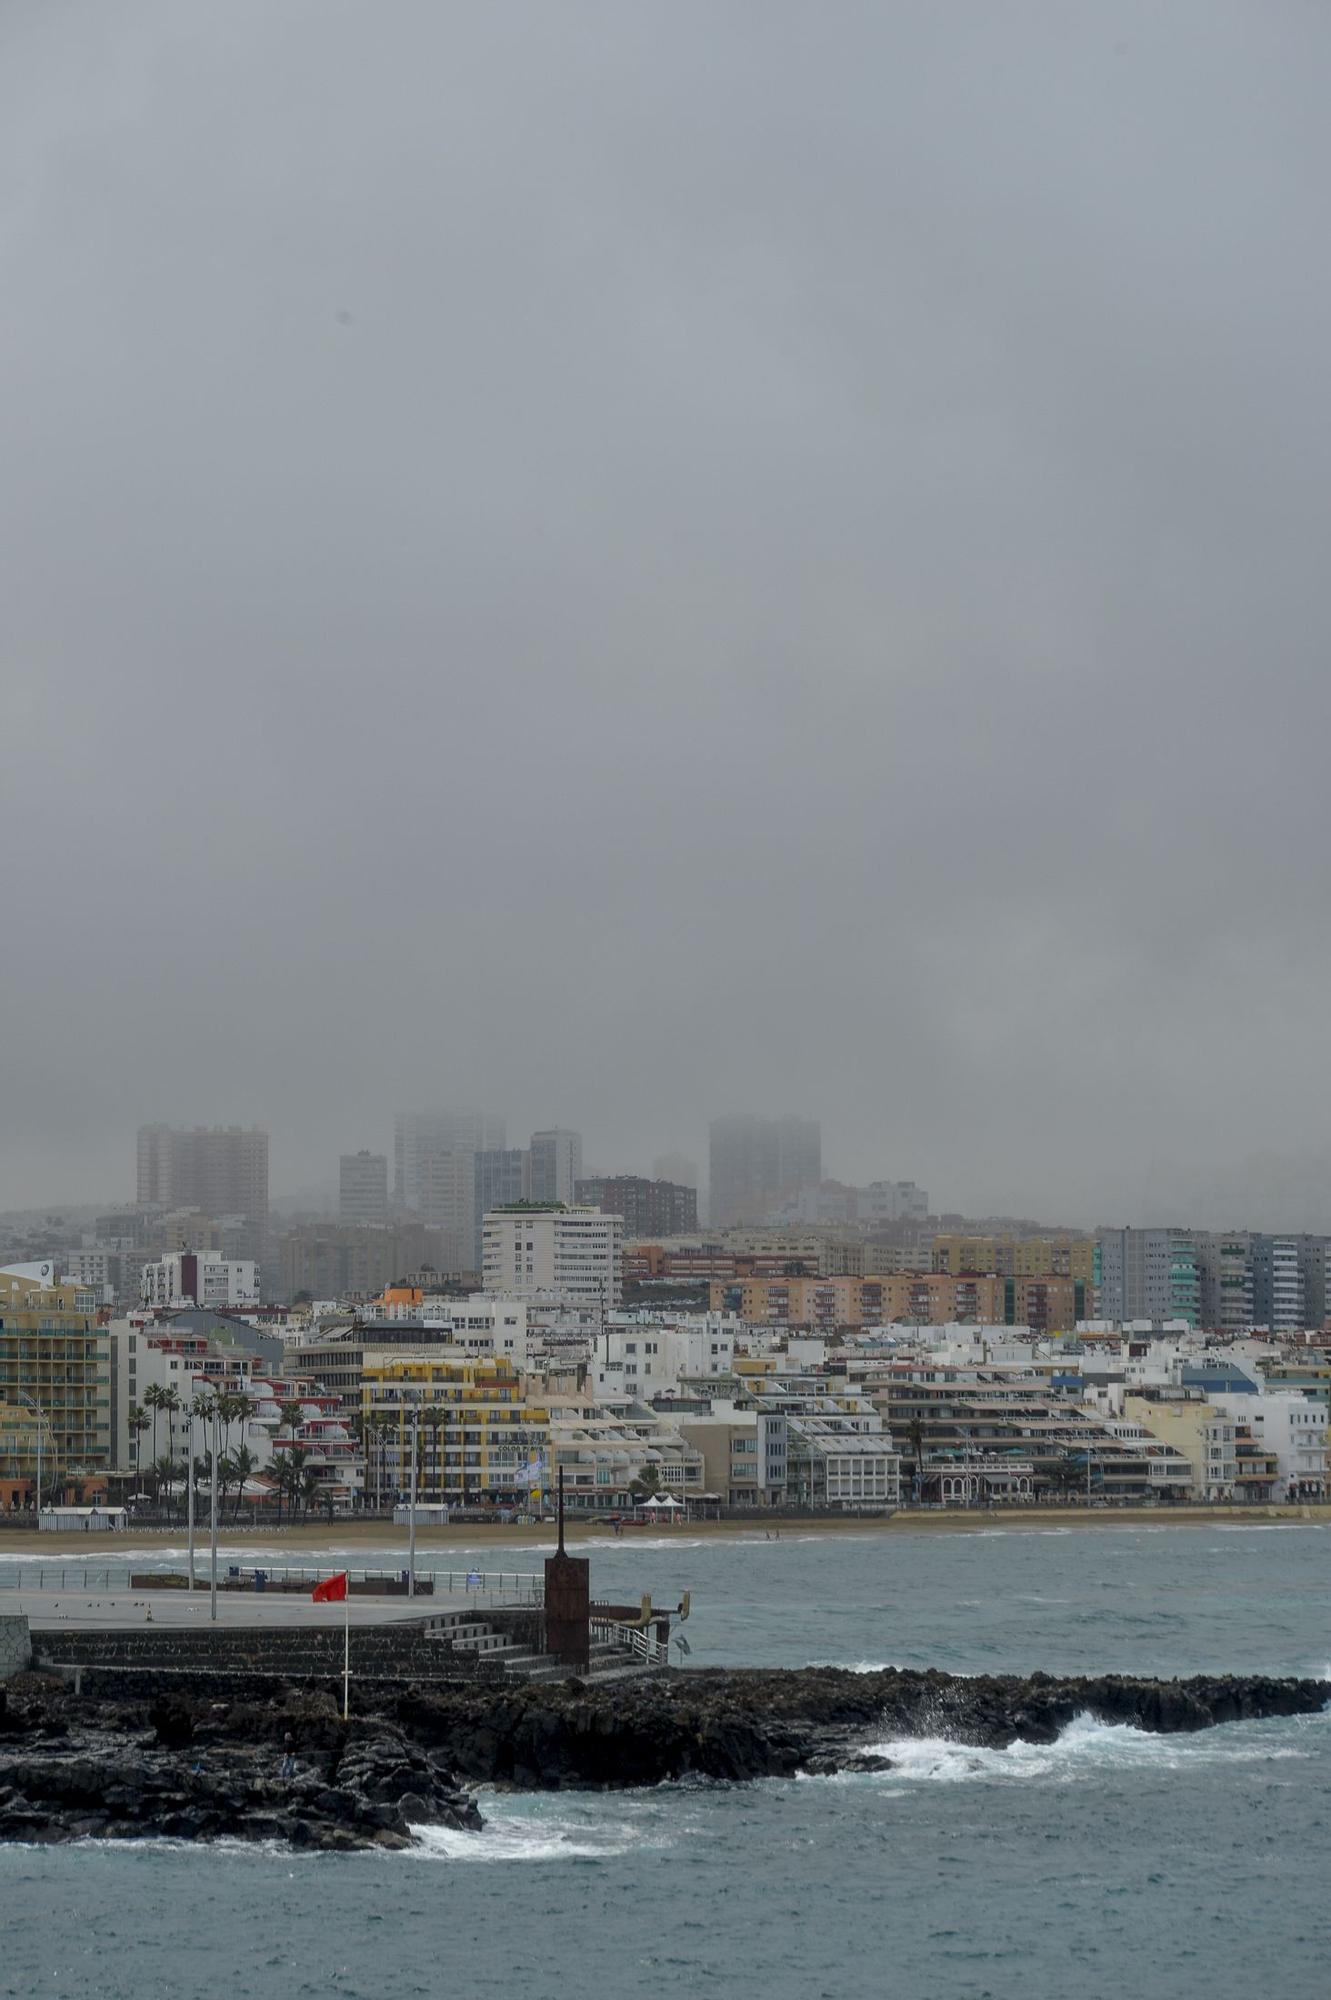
[{"left": 4, "top": 2, "right": 1331, "bottom": 1227}]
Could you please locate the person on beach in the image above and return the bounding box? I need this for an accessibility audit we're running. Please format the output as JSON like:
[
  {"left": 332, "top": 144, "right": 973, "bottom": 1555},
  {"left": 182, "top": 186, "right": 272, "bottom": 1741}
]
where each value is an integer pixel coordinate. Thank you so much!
[{"left": 279, "top": 1733, "right": 296, "bottom": 1782}]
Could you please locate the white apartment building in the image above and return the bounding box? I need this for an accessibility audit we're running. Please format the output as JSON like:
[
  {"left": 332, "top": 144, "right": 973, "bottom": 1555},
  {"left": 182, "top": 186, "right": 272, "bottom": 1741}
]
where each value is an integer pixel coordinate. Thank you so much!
[
  {"left": 929, "top": 1324, "right": 1043, "bottom": 1368},
  {"left": 1253, "top": 1237, "right": 1305, "bottom": 1331},
  {"left": 1213, "top": 1391, "right": 1327, "bottom": 1499},
  {"left": 545, "top": 1394, "right": 704, "bottom": 1507},
  {"left": 417, "top": 1295, "right": 530, "bottom": 1366},
  {"left": 1199, "top": 1414, "right": 1238, "bottom": 1500},
  {"left": 482, "top": 1205, "right": 622, "bottom": 1310},
  {"left": 591, "top": 1320, "right": 736, "bottom": 1400},
  {"left": 787, "top": 1416, "right": 900, "bottom": 1507},
  {"left": 141, "top": 1252, "right": 260, "bottom": 1310},
  {"left": 60, "top": 1247, "right": 116, "bottom": 1303}
]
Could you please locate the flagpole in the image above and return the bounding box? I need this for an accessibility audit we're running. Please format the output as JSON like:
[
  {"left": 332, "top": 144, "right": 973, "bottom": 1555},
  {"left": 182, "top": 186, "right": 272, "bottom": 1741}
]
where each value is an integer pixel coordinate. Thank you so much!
[{"left": 343, "top": 1589, "right": 350, "bottom": 1720}]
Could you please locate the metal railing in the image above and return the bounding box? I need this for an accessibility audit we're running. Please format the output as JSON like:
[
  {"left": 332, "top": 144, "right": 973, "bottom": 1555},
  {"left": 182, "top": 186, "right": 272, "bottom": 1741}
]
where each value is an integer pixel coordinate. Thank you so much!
[
  {"left": 589, "top": 1616, "right": 669, "bottom": 1668},
  {"left": 0, "top": 1567, "right": 130, "bottom": 1592},
  {"left": 0, "top": 1562, "right": 545, "bottom": 1604}
]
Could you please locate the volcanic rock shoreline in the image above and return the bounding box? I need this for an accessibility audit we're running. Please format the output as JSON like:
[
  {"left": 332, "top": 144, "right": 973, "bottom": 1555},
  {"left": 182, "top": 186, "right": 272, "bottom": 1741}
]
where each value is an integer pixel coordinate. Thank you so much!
[{"left": 0, "top": 1666, "right": 1324, "bottom": 1850}]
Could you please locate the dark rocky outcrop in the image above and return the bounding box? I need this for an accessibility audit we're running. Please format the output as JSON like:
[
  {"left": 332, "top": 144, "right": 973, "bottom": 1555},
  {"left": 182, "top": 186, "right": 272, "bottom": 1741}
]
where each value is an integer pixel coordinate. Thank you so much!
[
  {"left": 0, "top": 1665, "right": 1323, "bottom": 1846},
  {"left": 392, "top": 1666, "right": 1329, "bottom": 1786},
  {"left": 0, "top": 1675, "right": 481, "bottom": 1850}
]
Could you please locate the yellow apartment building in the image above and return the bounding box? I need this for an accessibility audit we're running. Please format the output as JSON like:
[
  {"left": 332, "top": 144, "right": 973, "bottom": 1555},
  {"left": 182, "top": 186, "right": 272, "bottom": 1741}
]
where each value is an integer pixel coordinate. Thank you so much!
[
  {"left": 932, "top": 1235, "right": 1095, "bottom": 1283},
  {"left": 0, "top": 1272, "right": 110, "bottom": 1479},
  {"left": 361, "top": 1353, "right": 549, "bottom": 1505}
]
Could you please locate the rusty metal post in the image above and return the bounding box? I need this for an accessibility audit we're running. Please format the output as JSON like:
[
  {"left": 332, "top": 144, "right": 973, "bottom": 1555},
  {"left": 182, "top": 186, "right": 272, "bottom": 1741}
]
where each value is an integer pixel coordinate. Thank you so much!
[{"left": 543, "top": 1467, "right": 590, "bottom": 1671}]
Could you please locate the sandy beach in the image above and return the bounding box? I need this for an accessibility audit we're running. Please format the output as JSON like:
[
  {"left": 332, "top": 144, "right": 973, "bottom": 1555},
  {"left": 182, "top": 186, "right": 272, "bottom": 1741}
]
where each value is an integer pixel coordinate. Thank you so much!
[{"left": 1, "top": 1501, "right": 1325, "bottom": 1557}]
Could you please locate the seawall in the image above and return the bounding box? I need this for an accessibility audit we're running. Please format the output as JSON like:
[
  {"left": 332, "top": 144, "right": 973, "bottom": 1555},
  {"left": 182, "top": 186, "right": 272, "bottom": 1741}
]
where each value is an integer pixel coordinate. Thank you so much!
[
  {"left": 29, "top": 1619, "right": 502, "bottom": 1689},
  {"left": 0, "top": 1617, "right": 32, "bottom": 1681}
]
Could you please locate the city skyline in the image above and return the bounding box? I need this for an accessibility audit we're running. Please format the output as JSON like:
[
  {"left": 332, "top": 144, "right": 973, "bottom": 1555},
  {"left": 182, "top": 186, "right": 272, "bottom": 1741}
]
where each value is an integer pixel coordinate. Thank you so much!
[{"left": 15, "top": 1108, "right": 1331, "bottom": 1241}]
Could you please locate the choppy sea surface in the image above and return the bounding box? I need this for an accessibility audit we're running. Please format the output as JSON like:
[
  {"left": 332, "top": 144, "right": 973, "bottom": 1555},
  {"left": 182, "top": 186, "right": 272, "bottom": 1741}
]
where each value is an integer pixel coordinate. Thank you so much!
[{"left": 2, "top": 1522, "right": 1328, "bottom": 2000}]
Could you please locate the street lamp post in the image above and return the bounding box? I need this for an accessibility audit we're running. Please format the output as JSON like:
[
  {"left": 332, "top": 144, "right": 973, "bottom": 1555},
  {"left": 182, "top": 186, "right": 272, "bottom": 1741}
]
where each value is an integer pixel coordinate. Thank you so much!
[
  {"left": 191, "top": 1391, "right": 218, "bottom": 1612},
  {"left": 19, "top": 1394, "right": 53, "bottom": 1520},
  {"left": 404, "top": 1393, "right": 420, "bottom": 1599},
  {"left": 209, "top": 1401, "right": 220, "bottom": 1621},
  {"left": 186, "top": 1389, "right": 197, "bottom": 1594}
]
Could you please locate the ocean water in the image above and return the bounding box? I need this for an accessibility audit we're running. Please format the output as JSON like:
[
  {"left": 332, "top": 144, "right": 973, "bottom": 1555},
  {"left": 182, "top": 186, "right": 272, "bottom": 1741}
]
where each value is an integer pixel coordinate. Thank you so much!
[{"left": 2, "top": 1522, "right": 1329, "bottom": 2000}]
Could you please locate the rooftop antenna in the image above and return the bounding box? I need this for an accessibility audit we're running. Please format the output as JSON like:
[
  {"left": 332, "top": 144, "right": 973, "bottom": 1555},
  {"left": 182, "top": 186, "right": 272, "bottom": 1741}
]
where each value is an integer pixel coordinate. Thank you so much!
[{"left": 557, "top": 1463, "right": 566, "bottom": 1554}]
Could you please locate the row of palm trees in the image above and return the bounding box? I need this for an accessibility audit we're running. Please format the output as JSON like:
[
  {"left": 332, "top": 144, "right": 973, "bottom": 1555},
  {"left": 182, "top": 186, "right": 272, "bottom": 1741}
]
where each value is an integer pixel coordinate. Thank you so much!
[
  {"left": 344, "top": 1405, "right": 456, "bottom": 1501},
  {"left": 341, "top": 1406, "right": 543, "bottom": 1509},
  {"left": 271, "top": 1398, "right": 327, "bottom": 1520},
  {"left": 124, "top": 1387, "right": 327, "bottom": 1520},
  {"left": 131, "top": 1384, "right": 254, "bottom": 1475}
]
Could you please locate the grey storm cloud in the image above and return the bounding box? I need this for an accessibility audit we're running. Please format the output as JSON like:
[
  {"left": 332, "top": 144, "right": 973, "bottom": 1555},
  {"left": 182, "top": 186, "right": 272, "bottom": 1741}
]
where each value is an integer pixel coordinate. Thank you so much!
[{"left": 3, "top": 0, "right": 1331, "bottom": 1225}]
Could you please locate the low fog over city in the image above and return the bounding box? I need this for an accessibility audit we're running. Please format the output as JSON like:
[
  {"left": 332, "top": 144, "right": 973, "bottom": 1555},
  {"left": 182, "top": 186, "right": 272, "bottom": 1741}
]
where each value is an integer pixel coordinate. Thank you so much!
[{"left": 5, "top": 2, "right": 1331, "bottom": 1228}]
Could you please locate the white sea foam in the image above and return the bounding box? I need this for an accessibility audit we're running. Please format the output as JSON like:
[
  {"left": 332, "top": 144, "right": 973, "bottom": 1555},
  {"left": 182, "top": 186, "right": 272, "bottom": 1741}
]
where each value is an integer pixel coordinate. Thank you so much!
[
  {"left": 813, "top": 1660, "right": 910, "bottom": 1674},
  {"left": 847, "top": 1712, "right": 1320, "bottom": 1787},
  {"left": 407, "top": 1807, "right": 665, "bottom": 1863}
]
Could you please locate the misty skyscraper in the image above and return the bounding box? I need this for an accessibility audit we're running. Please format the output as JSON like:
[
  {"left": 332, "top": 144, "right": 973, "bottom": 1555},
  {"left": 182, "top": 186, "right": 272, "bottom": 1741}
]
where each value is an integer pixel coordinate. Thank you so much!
[
  {"left": 709, "top": 1116, "right": 822, "bottom": 1229},
  {"left": 339, "top": 1150, "right": 388, "bottom": 1226},
  {"left": 529, "top": 1129, "right": 583, "bottom": 1206},
  {"left": 134, "top": 1124, "right": 270, "bottom": 1265},
  {"left": 393, "top": 1110, "right": 506, "bottom": 1211}
]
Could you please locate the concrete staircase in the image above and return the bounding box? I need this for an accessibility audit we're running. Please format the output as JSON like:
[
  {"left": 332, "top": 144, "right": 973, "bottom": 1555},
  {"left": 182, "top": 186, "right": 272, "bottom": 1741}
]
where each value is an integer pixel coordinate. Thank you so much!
[{"left": 422, "top": 1608, "right": 644, "bottom": 1682}]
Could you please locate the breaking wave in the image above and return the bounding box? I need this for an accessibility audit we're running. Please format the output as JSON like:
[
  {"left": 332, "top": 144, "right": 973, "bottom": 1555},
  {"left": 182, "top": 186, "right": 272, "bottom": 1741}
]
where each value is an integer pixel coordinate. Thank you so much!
[
  {"left": 408, "top": 1800, "right": 672, "bottom": 1864},
  {"left": 849, "top": 1711, "right": 1323, "bottom": 1786}
]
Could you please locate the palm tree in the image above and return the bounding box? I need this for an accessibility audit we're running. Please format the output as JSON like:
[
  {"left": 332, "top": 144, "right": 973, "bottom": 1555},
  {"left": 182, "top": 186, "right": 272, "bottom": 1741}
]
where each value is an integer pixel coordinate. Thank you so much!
[
  {"left": 1044, "top": 1451, "right": 1082, "bottom": 1501},
  {"left": 219, "top": 1391, "right": 249, "bottom": 1458},
  {"left": 299, "top": 1465, "right": 321, "bottom": 1518},
  {"left": 629, "top": 1461, "right": 663, "bottom": 1502},
  {"left": 127, "top": 1404, "right": 150, "bottom": 1496},
  {"left": 288, "top": 1446, "right": 310, "bottom": 1517},
  {"left": 228, "top": 1445, "right": 257, "bottom": 1522},
  {"left": 190, "top": 1392, "right": 217, "bottom": 1509},
  {"left": 152, "top": 1454, "right": 181, "bottom": 1507},
  {"left": 159, "top": 1387, "right": 182, "bottom": 1500},
  {"left": 275, "top": 1401, "right": 305, "bottom": 1523},
  {"left": 142, "top": 1385, "right": 168, "bottom": 1487}
]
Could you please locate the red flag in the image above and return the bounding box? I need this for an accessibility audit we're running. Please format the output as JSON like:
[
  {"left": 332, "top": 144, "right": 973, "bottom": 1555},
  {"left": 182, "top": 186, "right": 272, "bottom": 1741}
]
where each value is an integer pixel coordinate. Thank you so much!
[{"left": 312, "top": 1572, "right": 348, "bottom": 1603}]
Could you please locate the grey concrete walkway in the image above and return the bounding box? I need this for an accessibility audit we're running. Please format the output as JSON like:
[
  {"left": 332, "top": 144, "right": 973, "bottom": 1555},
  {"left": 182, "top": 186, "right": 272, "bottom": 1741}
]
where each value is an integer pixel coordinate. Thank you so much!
[{"left": 11, "top": 1587, "right": 512, "bottom": 1631}]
